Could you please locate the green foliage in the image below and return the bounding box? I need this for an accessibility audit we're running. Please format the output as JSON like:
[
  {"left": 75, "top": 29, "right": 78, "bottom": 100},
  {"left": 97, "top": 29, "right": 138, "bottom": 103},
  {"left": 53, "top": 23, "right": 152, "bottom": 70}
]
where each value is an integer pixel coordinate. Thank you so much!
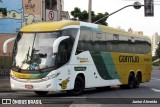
[
  {"left": 155, "top": 42, "right": 160, "bottom": 58},
  {"left": 0, "top": 8, "right": 7, "bottom": 16},
  {"left": 152, "top": 61, "right": 159, "bottom": 66},
  {"left": 71, "top": 7, "right": 108, "bottom": 26},
  {"left": 0, "top": 0, "right": 2, "bottom": 2}
]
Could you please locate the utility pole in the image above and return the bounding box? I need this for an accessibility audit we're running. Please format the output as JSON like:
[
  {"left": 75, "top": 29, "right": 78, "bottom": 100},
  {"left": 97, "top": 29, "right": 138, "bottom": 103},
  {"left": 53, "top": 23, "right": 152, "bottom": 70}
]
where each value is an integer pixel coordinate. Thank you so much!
[
  {"left": 50, "top": 0, "right": 52, "bottom": 9},
  {"left": 88, "top": 0, "right": 92, "bottom": 22},
  {"left": 57, "top": 0, "right": 62, "bottom": 20}
]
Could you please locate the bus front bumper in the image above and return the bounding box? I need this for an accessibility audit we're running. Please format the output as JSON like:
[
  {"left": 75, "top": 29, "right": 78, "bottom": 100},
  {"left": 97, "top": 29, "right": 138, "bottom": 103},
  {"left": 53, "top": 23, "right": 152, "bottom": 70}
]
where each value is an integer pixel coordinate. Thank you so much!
[{"left": 10, "top": 77, "right": 57, "bottom": 91}]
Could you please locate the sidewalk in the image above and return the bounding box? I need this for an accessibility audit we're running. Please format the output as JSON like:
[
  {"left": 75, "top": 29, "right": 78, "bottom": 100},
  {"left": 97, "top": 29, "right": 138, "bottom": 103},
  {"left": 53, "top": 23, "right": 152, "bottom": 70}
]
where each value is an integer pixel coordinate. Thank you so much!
[{"left": 0, "top": 78, "right": 13, "bottom": 92}]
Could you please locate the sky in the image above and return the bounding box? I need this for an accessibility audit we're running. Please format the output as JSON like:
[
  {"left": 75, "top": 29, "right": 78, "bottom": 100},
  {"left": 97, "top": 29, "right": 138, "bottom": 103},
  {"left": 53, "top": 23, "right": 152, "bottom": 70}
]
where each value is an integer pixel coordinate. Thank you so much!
[{"left": 64, "top": 0, "right": 160, "bottom": 37}]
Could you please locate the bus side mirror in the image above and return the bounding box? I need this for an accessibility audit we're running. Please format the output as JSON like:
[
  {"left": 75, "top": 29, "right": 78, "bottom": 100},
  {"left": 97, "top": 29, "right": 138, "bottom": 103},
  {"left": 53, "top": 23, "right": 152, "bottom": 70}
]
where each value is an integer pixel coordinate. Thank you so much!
[
  {"left": 3, "top": 37, "right": 16, "bottom": 53},
  {"left": 53, "top": 36, "right": 69, "bottom": 54}
]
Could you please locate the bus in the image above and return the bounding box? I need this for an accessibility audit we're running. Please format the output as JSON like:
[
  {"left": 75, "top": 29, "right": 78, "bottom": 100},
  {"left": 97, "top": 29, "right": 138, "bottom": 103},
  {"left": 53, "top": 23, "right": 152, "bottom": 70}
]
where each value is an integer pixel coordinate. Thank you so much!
[{"left": 3, "top": 20, "right": 152, "bottom": 96}]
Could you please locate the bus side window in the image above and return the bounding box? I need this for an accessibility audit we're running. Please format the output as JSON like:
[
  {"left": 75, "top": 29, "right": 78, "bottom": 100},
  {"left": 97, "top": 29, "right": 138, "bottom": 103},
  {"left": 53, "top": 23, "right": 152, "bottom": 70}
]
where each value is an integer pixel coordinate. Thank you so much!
[
  {"left": 112, "top": 34, "right": 119, "bottom": 52},
  {"left": 76, "top": 30, "right": 91, "bottom": 54},
  {"left": 106, "top": 33, "right": 113, "bottom": 52}
]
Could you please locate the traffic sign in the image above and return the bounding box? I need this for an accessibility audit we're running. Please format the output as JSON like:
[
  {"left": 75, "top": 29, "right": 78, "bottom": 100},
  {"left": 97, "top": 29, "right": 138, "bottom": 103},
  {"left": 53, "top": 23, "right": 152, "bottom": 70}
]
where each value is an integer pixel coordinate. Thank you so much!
[
  {"left": 48, "top": 11, "right": 54, "bottom": 20},
  {"left": 46, "top": 9, "right": 58, "bottom": 21}
]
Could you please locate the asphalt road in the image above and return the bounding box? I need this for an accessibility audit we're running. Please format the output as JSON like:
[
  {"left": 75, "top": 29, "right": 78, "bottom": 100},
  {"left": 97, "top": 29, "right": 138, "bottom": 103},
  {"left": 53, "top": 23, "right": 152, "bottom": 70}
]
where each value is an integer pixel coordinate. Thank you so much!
[{"left": 0, "top": 70, "right": 160, "bottom": 107}]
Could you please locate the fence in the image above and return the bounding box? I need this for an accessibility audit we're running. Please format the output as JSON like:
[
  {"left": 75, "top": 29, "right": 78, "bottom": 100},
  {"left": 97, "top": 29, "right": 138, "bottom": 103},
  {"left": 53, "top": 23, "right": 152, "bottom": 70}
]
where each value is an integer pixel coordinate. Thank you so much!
[{"left": 0, "top": 53, "right": 12, "bottom": 79}]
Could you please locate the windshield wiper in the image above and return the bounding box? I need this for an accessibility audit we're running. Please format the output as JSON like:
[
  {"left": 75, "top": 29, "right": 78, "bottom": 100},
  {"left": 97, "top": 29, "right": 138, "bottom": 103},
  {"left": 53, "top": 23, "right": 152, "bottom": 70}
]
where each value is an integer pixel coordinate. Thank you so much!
[
  {"left": 21, "top": 47, "right": 31, "bottom": 66},
  {"left": 26, "top": 47, "right": 30, "bottom": 61},
  {"left": 12, "top": 66, "right": 22, "bottom": 72}
]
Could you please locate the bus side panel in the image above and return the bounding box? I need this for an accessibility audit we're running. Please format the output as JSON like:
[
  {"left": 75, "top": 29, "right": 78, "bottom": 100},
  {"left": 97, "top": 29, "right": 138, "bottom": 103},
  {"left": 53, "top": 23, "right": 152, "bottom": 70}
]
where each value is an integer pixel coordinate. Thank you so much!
[
  {"left": 56, "top": 65, "right": 72, "bottom": 91},
  {"left": 111, "top": 52, "right": 152, "bottom": 84},
  {"left": 70, "top": 51, "right": 113, "bottom": 88}
]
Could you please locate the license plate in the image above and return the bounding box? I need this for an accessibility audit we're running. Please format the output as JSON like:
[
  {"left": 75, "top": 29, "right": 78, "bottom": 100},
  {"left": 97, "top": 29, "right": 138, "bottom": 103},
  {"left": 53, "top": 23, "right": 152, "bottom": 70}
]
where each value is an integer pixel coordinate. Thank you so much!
[{"left": 25, "top": 85, "right": 33, "bottom": 89}]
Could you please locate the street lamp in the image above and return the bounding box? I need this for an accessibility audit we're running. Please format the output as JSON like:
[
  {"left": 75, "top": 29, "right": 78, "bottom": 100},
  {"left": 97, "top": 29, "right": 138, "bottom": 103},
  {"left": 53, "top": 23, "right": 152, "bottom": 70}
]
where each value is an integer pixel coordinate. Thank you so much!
[{"left": 94, "top": 1, "right": 143, "bottom": 24}]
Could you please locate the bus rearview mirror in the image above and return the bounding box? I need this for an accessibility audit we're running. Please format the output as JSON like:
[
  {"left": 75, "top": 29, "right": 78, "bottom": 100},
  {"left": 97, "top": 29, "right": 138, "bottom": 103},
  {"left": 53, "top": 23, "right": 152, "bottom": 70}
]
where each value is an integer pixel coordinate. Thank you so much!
[
  {"left": 3, "top": 37, "right": 16, "bottom": 53},
  {"left": 53, "top": 36, "right": 69, "bottom": 54}
]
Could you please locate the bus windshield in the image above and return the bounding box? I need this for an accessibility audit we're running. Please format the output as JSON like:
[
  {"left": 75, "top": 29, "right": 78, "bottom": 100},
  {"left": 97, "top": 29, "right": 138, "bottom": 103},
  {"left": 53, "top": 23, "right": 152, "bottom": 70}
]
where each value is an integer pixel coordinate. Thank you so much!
[{"left": 13, "top": 32, "right": 60, "bottom": 70}]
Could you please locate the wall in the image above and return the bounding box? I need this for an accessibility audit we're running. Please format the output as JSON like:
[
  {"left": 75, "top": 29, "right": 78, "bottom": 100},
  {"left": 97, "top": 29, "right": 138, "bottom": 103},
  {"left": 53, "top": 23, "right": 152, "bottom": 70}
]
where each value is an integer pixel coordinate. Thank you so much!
[
  {"left": 0, "top": 0, "right": 23, "bottom": 34},
  {"left": 22, "top": 0, "right": 42, "bottom": 26},
  {"left": 0, "top": 0, "right": 42, "bottom": 34},
  {"left": 0, "top": 0, "right": 42, "bottom": 55}
]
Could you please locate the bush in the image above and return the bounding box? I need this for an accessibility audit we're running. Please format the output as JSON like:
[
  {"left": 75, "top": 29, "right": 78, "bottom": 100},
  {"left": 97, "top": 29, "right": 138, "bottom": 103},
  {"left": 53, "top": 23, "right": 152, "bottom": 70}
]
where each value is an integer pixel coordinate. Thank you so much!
[{"left": 152, "top": 61, "right": 159, "bottom": 66}]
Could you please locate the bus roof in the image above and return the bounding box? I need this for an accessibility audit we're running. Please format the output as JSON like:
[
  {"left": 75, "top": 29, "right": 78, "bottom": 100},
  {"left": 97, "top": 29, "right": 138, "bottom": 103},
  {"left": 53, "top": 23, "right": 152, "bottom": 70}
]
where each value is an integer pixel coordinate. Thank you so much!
[
  {"left": 20, "top": 20, "right": 80, "bottom": 32},
  {"left": 80, "top": 21, "right": 150, "bottom": 40},
  {"left": 20, "top": 20, "right": 150, "bottom": 41},
  {"left": 98, "top": 25, "right": 150, "bottom": 40}
]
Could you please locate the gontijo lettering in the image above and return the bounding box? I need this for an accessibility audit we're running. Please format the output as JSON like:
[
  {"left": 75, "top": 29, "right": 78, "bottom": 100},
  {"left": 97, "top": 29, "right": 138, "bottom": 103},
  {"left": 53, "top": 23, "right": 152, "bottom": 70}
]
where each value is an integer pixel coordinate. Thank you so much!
[{"left": 119, "top": 55, "right": 139, "bottom": 63}]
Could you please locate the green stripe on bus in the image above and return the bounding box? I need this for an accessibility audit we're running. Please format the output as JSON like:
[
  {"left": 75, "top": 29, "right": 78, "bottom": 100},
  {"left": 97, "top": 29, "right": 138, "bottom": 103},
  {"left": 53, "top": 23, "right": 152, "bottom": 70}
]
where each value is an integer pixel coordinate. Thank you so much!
[
  {"left": 90, "top": 51, "right": 120, "bottom": 80},
  {"left": 101, "top": 52, "right": 120, "bottom": 79}
]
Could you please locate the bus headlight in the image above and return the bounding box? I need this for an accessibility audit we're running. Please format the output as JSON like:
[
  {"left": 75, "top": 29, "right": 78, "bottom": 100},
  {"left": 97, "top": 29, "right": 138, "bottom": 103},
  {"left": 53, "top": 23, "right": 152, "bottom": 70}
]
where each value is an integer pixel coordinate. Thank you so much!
[{"left": 42, "top": 73, "right": 60, "bottom": 81}]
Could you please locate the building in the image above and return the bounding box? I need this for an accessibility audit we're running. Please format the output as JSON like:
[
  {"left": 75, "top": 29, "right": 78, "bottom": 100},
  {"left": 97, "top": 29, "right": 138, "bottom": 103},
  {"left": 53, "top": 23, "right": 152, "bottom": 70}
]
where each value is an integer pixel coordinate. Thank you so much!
[
  {"left": 128, "top": 28, "right": 160, "bottom": 56},
  {"left": 0, "top": 0, "right": 69, "bottom": 55},
  {"left": 128, "top": 28, "right": 144, "bottom": 35},
  {"left": 152, "top": 32, "right": 160, "bottom": 56}
]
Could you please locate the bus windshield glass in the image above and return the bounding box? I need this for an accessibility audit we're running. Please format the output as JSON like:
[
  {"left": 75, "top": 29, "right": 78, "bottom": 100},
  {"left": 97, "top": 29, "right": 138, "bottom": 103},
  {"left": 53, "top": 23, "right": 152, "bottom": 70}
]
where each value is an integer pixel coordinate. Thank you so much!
[{"left": 13, "top": 32, "right": 60, "bottom": 70}]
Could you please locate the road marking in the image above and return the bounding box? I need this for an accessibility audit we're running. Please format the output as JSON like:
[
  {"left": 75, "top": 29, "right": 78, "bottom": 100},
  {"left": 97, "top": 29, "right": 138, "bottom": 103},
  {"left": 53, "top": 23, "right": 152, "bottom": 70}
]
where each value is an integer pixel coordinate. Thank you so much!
[
  {"left": 58, "top": 96, "right": 86, "bottom": 98},
  {"left": 151, "top": 78, "right": 160, "bottom": 81},
  {"left": 151, "top": 88, "right": 160, "bottom": 92}
]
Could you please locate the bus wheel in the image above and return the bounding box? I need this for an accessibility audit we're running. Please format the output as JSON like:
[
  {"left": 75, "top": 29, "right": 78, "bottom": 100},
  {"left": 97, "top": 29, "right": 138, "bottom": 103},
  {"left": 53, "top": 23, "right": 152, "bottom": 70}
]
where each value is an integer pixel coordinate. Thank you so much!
[
  {"left": 34, "top": 91, "right": 48, "bottom": 96},
  {"left": 134, "top": 73, "right": 142, "bottom": 88},
  {"left": 127, "top": 73, "right": 135, "bottom": 89},
  {"left": 67, "top": 76, "right": 85, "bottom": 96}
]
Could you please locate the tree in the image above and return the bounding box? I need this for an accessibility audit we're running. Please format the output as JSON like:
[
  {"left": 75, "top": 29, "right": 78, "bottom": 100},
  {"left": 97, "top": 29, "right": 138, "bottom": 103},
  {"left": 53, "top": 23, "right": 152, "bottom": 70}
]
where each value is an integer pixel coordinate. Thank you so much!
[
  {"left": 0, "top": 8, "right": 7, "bottom": 16},
  {"left": 71, "top": 7, "right": 108, "bottom": 26},
  {"left": 155, "top": 42, "right": 160, "bottom": 61}
]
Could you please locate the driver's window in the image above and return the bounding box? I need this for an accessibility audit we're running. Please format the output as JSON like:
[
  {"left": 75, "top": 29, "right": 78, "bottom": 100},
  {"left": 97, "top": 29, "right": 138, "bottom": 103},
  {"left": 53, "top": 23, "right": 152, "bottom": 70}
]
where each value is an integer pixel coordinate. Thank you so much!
[{"left": 57, "top": 41, "right": 68, "bottom": 67}]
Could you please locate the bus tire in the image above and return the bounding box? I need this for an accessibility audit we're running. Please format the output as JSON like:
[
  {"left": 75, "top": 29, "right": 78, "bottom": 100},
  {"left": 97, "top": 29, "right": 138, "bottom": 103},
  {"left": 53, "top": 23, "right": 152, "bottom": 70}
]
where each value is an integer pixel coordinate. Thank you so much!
[
  {"left": 67, "top": 76, "right": 85, "bottom": 96},
  {"left": 127, "top": 73, "right": 135, "bottom": 89},
  {"left": 134, "top": 72, "right": 142, "bottom": 88},
  {"left": 34, "top": 91, "right": 48, "bottom": 96}
]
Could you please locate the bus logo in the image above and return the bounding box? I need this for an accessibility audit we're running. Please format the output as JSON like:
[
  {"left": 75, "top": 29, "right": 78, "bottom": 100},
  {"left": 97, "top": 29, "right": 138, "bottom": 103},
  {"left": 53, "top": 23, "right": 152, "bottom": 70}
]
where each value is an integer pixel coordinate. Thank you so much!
[
  {"left": 119, "top": 55, "right": 139, "bottom": 63},
  {"left": 59, "top": 78, "right": 70, "bottom": 89}
]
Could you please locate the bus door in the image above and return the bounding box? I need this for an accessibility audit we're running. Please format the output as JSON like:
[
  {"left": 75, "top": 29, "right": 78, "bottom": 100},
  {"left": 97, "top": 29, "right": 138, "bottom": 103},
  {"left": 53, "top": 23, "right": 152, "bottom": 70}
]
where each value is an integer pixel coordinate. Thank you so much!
[{"left": 56, "top": 38, "right": 72, "bottom": 90}]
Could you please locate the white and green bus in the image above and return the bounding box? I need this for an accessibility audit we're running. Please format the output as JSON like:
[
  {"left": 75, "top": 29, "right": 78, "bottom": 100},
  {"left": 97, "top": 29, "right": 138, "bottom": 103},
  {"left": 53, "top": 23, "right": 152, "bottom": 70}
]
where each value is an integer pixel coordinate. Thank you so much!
[{"left": 3, "top": 20, "right": 151, "bottom": 96}]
